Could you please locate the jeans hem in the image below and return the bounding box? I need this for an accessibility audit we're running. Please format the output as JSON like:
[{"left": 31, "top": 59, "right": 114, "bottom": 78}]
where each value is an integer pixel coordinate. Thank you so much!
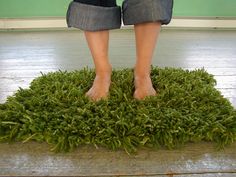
[
  {"left": 66, "top": 1, "right": 122, "bottom": 31},
  {"left": 122, "top": 0, "right": 173, "bottom": 26}
]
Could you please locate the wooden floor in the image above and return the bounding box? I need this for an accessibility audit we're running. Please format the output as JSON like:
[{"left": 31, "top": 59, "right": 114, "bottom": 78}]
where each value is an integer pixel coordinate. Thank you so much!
[{"left": 0, "top": 28, "right": 236, "bottom": 176}]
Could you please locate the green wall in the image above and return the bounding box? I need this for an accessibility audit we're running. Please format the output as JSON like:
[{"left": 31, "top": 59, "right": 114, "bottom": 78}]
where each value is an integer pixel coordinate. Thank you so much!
[{"left": 0, "top": 0, "right": 236, "bottom": 18}]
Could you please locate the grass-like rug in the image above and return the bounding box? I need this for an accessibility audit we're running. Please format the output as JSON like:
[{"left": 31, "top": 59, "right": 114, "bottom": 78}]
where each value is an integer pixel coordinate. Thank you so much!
[{"left": 0, "top": 67, "right": 235, "bottom": 154}]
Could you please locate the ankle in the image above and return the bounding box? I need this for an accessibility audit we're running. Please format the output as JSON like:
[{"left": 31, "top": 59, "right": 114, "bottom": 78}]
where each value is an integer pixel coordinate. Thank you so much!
[
  {"left": 134, "top": 68, "right": 150, "bottom": 79},
  {"left": 134, "top": 73, "right": 153, "bottom": 88},
  {"left": 95, "top": 64, "right": 112, "bottom": 76},
  {"left": 134, "top": 72, "right": 151, "bottom": 80},
  {"left": 134, "top": 74, "right": 151, "bottom": 80}
]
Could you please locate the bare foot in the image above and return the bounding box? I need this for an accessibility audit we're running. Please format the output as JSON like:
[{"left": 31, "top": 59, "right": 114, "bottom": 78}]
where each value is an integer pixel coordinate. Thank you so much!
[
  {"left": 85, "top": 70, "right": 112, "bottom": 102},
  {"left": 134, "top": 75, "right": 157, "bottom": 100}
]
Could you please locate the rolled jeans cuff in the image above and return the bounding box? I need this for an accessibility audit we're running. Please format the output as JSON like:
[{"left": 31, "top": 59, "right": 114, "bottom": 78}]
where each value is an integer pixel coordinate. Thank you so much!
[
  {"left": 122, "top": 0, "right": 174, "bottom": 25},
  {"left": 66, "top": 1, "right": 122, "bottom": 31}
]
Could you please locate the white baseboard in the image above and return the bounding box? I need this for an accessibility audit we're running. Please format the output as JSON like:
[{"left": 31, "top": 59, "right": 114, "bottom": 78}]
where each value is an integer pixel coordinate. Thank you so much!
[
  {"left": 168, "top": 18, "right": 236, "bottom": 29},
  {"left": 0, "top": 17, "right": 236, "bottom": 30},
  {"left": 0, "top": 18, "right": 66, "bottom": 29}
]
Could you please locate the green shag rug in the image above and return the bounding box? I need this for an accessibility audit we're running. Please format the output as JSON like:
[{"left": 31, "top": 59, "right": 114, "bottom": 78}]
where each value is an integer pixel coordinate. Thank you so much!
[{"left": 0, "top": 66, "right": 236, "bottom": 154}]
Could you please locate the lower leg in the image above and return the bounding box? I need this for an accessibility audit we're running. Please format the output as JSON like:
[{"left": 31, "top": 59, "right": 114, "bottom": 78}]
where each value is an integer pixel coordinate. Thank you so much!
[
  {"left": 84, "top": 30, "right": 112, "bottom": 101},
  {"left": 134, "top": 22, "right": 161, "bottom": 100}
]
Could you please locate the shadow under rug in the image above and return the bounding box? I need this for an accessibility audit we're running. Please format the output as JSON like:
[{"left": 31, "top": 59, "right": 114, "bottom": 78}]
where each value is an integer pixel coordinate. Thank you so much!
[{"left": 0, "top": 66, "right": 235, "bottom": 154}]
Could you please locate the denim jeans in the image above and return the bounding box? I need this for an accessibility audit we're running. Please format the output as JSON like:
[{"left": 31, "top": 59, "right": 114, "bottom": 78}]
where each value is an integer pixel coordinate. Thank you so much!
[
  {"left": 66, "top": 0, "right": 174, "bottom": 31},
  {"left": 73, "top": 0, "right": 117, "bottom": 7}
]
